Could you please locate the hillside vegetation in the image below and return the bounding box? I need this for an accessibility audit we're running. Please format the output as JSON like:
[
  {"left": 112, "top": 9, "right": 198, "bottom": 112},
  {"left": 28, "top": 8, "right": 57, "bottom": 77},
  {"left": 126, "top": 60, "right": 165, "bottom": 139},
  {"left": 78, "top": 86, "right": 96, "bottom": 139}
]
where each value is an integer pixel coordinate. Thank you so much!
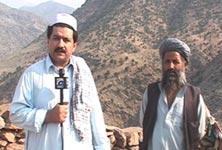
[{"left": 0, "top": 2, "right": 47, "bottom": 74}]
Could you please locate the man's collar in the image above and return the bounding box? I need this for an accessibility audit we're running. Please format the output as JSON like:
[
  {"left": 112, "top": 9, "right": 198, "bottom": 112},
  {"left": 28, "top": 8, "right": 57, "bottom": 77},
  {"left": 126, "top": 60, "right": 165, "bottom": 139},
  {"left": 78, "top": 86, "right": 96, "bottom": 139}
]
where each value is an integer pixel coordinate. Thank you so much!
[{"left": 45, "top": 55, "right": 74, "bottom": 73}]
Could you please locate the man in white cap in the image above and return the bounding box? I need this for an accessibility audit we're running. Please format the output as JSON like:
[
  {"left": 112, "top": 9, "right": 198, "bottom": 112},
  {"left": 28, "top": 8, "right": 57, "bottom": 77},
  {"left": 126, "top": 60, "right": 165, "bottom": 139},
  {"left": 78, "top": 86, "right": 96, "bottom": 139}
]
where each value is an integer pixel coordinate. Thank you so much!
[
  {"left": 139, "top": 38, "right": 210, "bottom": 150},
  {"left": 10, "top": 13, "right": 110, "bottom": 150}
]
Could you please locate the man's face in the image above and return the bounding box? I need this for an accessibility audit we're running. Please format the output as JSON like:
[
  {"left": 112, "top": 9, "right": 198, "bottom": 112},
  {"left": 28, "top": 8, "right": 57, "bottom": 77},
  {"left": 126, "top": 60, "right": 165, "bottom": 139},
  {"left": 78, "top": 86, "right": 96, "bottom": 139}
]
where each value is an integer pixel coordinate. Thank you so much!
[
  {"left": 161, "top": 51, "right": 187, "bottom": 90},
  {"left": 48, "top": 26, "right": 77, "bottom": 68}
]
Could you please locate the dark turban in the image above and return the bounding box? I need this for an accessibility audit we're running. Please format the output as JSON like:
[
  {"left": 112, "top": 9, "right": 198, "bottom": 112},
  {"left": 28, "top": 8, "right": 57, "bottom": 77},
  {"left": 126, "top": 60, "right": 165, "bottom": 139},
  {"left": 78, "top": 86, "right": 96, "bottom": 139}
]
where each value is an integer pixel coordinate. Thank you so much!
[{"left": 159, "top": 38, "right": 191, "bottom": 63}]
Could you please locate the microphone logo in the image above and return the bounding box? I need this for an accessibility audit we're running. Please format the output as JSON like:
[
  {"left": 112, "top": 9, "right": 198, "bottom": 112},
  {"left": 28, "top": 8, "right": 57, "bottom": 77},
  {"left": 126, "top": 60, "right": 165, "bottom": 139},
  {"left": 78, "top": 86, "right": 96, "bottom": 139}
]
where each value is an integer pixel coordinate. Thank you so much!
[
  {"left": 55, "top": 69, "right": 67, "bottom": 89},
  {"left": 55, "top": 77, "right": 67, "bottom": 89}
]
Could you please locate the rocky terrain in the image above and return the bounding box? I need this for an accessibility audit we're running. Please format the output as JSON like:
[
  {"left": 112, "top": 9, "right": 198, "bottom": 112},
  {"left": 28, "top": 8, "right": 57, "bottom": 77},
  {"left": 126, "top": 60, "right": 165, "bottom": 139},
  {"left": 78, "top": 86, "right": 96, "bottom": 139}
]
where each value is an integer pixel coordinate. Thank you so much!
[{"left": 0, "top": 104, "right": 142, "bottom": 149}]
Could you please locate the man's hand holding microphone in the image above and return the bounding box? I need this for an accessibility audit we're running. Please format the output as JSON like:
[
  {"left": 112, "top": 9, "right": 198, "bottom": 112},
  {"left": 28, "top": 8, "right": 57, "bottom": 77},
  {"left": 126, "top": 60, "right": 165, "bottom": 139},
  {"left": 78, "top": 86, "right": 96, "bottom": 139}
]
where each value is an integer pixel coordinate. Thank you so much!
[{"left": 45, "top": 69, "right": 68, "bottom": 124}]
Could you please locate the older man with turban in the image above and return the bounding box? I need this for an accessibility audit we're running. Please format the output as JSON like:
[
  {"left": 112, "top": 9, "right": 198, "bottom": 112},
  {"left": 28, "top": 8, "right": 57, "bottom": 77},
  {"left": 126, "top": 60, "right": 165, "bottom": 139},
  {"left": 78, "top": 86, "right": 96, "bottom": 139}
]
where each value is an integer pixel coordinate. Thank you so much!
[{"left": 139, "top": 38, "right": 210, "bottom": 150}]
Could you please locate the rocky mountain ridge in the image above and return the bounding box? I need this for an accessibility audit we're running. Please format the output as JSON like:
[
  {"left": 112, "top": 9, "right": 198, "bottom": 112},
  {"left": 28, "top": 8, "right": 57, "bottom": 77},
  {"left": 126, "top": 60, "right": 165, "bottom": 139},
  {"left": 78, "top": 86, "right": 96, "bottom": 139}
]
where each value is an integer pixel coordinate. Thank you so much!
[{"left": 20, "top": 1, "right": 74, "bottom": 22}]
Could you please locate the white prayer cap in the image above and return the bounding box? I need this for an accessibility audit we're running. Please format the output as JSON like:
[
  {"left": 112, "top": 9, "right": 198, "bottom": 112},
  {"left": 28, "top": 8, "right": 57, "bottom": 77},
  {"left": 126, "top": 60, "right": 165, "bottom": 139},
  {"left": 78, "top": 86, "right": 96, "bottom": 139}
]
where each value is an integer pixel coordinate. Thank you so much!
[{"left": 49, "top": 13, "right": 77, "bottom": 31}]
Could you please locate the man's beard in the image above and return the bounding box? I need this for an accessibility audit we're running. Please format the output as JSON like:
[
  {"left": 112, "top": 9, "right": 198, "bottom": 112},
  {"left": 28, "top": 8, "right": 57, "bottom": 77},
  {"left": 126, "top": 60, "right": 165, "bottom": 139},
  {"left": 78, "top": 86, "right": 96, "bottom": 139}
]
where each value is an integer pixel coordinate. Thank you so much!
[{"left": 161, "top": 69, "right": 187, "bottom": 91}]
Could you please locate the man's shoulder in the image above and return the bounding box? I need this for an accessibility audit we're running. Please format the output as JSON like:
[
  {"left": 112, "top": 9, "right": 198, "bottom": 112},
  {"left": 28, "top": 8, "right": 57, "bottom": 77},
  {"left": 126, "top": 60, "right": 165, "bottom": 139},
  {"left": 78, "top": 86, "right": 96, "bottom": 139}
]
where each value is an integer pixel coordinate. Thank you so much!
[
  {"left": 148, "top": 81, "right": 160, "bottom": 86},
  {"left": 24, "top": 58, "right": 46, "bottom": 73},
  {"left": 186, "top": 83, "right": 201, "bottom": 93},
  {"left": 71, "top": 55, "right": 86, "bottom": 64},
  {"left": 186, "top": 83, "right": 197, "bottom": 87},
  {"left": 148, "top": 81, "right": 161, "bottom": 90},
  {"left": 71, "top": 56, "right": 90, "bottom": 70}
]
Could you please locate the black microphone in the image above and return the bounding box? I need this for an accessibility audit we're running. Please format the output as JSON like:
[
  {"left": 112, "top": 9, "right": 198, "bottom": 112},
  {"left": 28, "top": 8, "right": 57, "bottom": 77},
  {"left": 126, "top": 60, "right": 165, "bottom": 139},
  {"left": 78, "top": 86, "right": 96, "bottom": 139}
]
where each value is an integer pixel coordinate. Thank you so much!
[
  {"left": 55, "top": 69, "right": 67, "bottom": 104},
  {"left": 55, "top": 69, "right": 67, "bottom": 150}
]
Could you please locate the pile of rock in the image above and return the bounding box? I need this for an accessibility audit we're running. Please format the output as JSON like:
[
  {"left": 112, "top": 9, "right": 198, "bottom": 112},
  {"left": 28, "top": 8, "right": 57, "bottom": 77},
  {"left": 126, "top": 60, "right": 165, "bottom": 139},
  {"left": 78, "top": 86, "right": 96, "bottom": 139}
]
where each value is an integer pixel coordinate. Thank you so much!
[
  {"left": 107, "top": 126, "right": 142, "bottom": 150},
  {"left": 0, "top": 111, "right": 24, "bottom": 149},
  {"left": 0, "top": 110, "right": 142, "bottom": 150}
]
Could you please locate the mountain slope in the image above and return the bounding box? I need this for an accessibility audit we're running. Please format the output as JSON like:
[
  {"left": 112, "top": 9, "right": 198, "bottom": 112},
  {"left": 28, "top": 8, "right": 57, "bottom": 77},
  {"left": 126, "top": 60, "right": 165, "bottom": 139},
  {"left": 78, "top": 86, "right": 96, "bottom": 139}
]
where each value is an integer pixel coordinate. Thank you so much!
[
  {"left": 20, "top": 1, "right": 74, "bottom": 22},
  {"left": 193, "top": 51, "right": 222, "bottom": 123},
  {"left": 0, "top": 0, "right": 222, "bottom": 127},
  {"left": 73, "top": 0, "right": 222, "bottom": 127},
  {"left": 0, "top": 2, "right": 47, "bottom": 73}
]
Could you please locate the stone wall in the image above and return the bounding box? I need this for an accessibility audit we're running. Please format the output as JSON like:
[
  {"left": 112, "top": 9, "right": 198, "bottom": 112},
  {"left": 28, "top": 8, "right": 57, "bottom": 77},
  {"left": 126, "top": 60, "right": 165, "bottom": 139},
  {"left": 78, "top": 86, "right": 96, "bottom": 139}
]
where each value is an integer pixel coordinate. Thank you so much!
[{"left": 0, "top": 111, "right": 142, "bottom": 150}]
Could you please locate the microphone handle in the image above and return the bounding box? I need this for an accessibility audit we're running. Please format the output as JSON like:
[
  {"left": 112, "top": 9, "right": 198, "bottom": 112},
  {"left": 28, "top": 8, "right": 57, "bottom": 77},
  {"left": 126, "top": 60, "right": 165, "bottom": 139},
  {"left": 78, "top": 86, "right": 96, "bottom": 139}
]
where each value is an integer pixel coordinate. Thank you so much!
[
  {"left": 58, "top": 69, "right": 65, "bottom": 150},
  {"left": 60, "top": 89, "right": 64, "bottom": 104},
  {"left": 59, "top": 69, "right": 64, "bottom": 104}
]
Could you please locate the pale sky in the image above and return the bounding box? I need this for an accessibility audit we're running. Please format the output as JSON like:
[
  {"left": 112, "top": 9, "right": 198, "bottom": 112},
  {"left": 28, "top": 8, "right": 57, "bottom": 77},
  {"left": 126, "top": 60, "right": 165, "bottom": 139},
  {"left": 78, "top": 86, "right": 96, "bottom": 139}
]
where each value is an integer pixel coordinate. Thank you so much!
[{"left": 0, "top": 0, "right": 86, "bottom": 9}]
